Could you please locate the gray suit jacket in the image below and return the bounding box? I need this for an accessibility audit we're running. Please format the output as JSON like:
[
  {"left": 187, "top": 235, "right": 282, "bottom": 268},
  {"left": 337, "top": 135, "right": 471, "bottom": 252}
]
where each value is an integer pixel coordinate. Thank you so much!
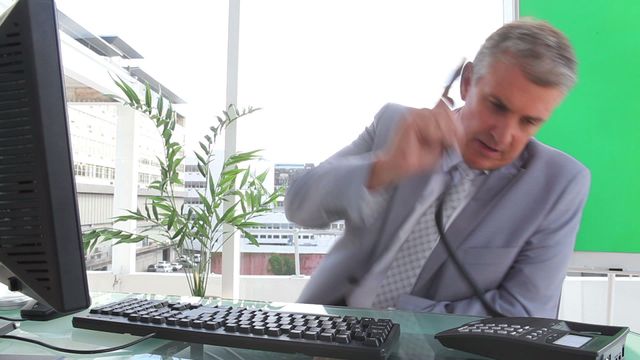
[{"left": 285, "top": 103, "right": 591, "bottom": 317}]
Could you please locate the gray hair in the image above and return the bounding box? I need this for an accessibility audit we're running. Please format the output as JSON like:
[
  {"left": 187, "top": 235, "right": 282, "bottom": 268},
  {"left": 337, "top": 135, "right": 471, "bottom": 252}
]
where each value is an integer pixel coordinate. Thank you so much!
[{"left": 473, "top": 18, "right": 577, "bottom": 92}]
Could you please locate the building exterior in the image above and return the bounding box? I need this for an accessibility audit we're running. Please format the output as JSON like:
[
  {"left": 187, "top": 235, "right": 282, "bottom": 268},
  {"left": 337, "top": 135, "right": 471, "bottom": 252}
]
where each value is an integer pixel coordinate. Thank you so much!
[
  {"left": 57, "top": 10, "right": 187, "bottom": 271},
  {"left": 274, "top": 163, "right": 315, "bottom": 208}
]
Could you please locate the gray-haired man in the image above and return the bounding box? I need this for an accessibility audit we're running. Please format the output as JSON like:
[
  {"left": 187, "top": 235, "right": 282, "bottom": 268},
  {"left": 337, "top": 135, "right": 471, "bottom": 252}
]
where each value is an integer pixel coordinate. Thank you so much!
[{"left": 285, "top": 19, "right": 590, "bottom": 317}]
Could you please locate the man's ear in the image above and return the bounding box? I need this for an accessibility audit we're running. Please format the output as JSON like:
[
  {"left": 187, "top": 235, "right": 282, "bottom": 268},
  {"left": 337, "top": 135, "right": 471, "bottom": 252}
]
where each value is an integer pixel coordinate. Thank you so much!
[{"left": 460, "top": 62, "right": 474, "bottom": 101}]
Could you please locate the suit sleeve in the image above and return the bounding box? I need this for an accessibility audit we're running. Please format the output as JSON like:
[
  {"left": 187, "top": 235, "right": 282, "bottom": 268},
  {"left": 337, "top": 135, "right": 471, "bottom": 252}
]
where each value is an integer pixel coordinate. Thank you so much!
[
  {"left": 284, "top": 104, "right": 399, "bottom": 229},
  {"left": 396, "top": 166, "right": 591, "bottom": 317}
]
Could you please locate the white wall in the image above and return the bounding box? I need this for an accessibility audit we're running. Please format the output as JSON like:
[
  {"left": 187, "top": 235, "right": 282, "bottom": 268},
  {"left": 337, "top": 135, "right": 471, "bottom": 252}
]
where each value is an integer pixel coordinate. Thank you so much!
[
  {"left": 559, "top": 276, "right": 640, "bottom": 331},
  {"left": 86, "top": 271, "right": 308, "bottom": 303}
]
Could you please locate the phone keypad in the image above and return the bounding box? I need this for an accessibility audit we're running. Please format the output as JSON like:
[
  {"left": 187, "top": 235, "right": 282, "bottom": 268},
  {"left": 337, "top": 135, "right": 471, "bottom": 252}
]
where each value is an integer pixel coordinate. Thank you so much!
[{"left": 457, "top": 323, "right": 551, "bottom": 341}]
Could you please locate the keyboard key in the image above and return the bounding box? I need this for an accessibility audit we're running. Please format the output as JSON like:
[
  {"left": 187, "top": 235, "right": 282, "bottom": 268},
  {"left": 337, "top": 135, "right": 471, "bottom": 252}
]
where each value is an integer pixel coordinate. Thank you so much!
[
  {"left": 336, "top": 334, "right": 351, "bottom": 344},
  {"left": 304, "top": 331, "right": 318, "bottom": 340},
  {"left": 319, "top": 333, "right": 334, "bottom": 342},
  {"left": 204, "top": 321, "right": 221, "bottom": 330},
  {"left": 251, "top": 326, "right": 266, "bottom": 336},
  {"left": 191, "top": 320, "right": 204, "bottom": 329},
  {"left": 364, "top": 337, "right": 381, "bottom": 347},
  {"left": 280, "top": 325, "right": 293, "bottom": 334},
  {"left": 288, "top": 330, "right": 303, "bottom": 339},
  {"left": 361, "top": 318, "right": 375, "bottom": 327},
  {"left": 239, "top": 325, "right": 251, "bottom": 334},
  {"left": 370, "top": 330, "right": 386, "bottom": 339}
]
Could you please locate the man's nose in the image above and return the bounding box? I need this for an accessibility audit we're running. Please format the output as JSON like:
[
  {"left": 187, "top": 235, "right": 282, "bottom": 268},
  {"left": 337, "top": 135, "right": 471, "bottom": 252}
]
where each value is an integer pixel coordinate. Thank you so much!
[{"left": 489, "top": 117, "right": 515, "bottom": 148}]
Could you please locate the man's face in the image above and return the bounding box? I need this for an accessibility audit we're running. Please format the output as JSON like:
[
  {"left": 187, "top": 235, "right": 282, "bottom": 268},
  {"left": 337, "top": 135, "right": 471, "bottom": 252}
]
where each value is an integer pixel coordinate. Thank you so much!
[{"left": 457, "top": 58, "right": 566, "bottom": 170}]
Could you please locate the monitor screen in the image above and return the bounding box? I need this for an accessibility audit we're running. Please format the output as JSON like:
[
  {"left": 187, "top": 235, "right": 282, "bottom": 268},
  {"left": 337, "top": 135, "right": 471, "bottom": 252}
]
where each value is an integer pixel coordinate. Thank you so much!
[{"left": 0, "top": 0, "right": 90, "bottom": 319}]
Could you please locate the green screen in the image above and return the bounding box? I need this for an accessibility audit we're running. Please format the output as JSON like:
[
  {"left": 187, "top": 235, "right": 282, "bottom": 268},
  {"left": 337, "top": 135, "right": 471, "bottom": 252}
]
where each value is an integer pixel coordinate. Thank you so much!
[{"left": 520, "top": 0, "right": 640, "bottom": 252}]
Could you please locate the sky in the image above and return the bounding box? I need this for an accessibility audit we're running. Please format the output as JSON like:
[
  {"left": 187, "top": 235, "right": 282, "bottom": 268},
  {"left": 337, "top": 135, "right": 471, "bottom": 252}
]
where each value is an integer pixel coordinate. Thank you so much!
[{"left": 55, "top": 0, "right": 503, "bottom": 165}]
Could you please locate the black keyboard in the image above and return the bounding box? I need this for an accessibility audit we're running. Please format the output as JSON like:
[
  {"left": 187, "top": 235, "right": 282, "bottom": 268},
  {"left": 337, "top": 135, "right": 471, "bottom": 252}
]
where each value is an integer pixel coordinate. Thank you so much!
[{"left": 72, "top": 298, "right": 400, "bottom": 359}]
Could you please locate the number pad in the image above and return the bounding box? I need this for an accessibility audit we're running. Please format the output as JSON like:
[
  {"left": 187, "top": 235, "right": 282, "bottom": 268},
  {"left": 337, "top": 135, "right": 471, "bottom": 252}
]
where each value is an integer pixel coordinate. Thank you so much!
[{"left": 457, "top": 323, "right": 547, "bottom": 339}]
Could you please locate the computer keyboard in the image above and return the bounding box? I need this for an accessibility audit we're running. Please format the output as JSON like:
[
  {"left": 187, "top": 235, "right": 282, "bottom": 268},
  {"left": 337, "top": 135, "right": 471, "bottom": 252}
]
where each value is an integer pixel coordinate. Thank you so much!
[{"left": 72, "top": 298, "right": 400, "bottom": 359}]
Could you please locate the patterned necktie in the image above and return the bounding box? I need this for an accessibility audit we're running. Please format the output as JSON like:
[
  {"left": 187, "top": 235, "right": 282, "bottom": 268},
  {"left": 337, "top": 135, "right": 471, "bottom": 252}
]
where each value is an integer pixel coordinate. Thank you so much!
[{"left": 371, "top": 162, "right": 478, "bottom": 309}]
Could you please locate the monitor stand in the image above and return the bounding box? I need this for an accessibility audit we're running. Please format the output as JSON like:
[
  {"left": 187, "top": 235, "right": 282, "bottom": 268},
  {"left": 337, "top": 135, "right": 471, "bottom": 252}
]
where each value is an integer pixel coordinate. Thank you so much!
[
  {"left": 0, "top": 320, "right": 16, "bottom": 335},
  {"left": 20, "top": 300, "right": 60, "bottom": 321}
]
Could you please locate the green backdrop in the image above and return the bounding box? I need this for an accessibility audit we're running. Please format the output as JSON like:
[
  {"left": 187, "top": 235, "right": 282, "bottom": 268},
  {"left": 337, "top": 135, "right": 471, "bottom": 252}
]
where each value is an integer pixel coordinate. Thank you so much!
[{"left": 520, "top": 0, "right": 640, "bottom": 252}]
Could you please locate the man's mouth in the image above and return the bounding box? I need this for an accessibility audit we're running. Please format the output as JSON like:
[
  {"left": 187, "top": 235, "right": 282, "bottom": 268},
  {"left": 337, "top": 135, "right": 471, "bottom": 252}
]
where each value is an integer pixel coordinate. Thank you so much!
[{"left": 476, "top": 139, "right": 502, "bottom": 157}]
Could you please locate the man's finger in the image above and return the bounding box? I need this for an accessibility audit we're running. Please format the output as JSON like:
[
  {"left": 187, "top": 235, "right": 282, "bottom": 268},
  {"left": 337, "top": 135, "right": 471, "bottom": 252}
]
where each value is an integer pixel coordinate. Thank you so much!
[{"left": 432, "top": 100, "right": 460, "bottom": 148}]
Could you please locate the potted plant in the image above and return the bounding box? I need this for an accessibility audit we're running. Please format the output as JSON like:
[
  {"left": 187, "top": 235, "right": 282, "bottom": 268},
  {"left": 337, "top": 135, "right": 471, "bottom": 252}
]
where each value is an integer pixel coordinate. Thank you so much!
[{"left": 83, "top": 78, "right": 281, "bottom": 297}]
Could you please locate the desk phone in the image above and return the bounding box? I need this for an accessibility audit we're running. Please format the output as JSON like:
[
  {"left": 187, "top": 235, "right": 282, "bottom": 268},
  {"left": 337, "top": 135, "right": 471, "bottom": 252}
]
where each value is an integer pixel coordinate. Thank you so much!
[{"left": 436, "top": 317, "right": 629, "bottom": 360}]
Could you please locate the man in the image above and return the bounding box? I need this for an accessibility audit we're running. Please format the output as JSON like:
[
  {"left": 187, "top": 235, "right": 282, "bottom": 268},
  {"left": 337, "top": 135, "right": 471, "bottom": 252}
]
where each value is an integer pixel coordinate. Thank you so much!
[{"left": 284, "top": 19, "right": 590, "bottom": 317}]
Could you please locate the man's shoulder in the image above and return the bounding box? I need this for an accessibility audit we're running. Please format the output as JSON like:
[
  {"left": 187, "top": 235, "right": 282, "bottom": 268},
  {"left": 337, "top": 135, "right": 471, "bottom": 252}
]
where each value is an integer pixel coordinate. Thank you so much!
[
  {"left": 369, "top": 103, "right": 410, "bottom": 139},
  {"left": 373, "top": 102, "right": 408, "bottom": 122},
  {"left": 375, "top": 102, "right": 409, "bottom": 118},
  {"left": 523, "top": 138, "right": 590, "bottom": 176}
]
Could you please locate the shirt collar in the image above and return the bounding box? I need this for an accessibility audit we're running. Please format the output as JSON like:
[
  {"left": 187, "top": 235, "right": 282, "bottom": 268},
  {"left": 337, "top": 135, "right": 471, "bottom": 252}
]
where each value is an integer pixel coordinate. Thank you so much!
[{"left": 440, "top": 148, "right": 489, "bottom": 177}]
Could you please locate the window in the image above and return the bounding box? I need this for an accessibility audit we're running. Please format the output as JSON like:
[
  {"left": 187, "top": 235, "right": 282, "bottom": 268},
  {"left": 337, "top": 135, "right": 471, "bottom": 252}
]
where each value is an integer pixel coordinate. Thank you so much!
[
  {"left": 184, "top": 165, "right": 199, "bottom": 173},
  {"left": 57, "top": 0, "right": 503, "bottom": 287},
  {"left": 236, "top": 0, "right": 503, "bottom": 276}
]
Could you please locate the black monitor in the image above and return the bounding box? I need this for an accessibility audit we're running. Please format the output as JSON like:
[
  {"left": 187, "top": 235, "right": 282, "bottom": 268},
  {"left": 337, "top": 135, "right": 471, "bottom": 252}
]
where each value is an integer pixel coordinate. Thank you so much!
[{"left": 0, "top": 0, "right": 90, "bottom": 320}]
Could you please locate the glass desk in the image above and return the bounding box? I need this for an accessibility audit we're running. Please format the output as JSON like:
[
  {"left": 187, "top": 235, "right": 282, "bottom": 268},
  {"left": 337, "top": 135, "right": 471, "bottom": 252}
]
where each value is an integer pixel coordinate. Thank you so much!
[{"left": 0, "top": 292, "right": 638, "bottom": 359}]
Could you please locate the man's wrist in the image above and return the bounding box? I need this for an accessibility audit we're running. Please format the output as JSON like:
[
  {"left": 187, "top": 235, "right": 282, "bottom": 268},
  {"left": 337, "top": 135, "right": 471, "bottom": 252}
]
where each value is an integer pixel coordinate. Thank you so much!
[{"left": 367, "top": 155, "right": 395, "bottom": 191}]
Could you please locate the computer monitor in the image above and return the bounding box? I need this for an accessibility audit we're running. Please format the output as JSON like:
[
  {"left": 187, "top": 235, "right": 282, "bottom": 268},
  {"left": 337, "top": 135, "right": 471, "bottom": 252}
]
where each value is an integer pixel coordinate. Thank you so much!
[{"left": 0, "top": 0, "right": 90, "bottom": 320}]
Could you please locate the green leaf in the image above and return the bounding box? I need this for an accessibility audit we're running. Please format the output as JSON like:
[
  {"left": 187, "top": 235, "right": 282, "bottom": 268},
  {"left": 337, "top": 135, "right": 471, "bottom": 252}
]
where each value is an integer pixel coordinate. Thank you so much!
[
  {"left": 198, "top": 192, "right": 212, "bottom": 214},
  {"left": 224, "top": 150, "right": 261, "bottom": 167},
  {"left": 239, "top": 168, "right": 250, "bottom": 189},
  {"left": 256, "top": 169, "right": 268, "bottom": 183},
  {"left": 241, "top": 229, "right": 259, "bottom": 247},
  {"left": 239, "top": 221, "right": 261, "bottom": 228},
  {"left": 195, "top": 152, "right": 207, "bottom": 167},
  {"left": 155, "top": 202, "right": 173, "bottom": 213},
  {"left": 197, "top": 164, "right": 206, "bottom": 177},
  {"left": 145, "top": 83, "right": 152, "bottom": 112},
  {"left": 165, "top": 103, "right": 174, "bottom": 121},
  {"left": 144, "top": 203, "right": 152, "bottom": 218},
  {"left": 221, "top": 168, "right": 244, "bottom": 180},
  {"left": 162, "top": 128, "right": 171, "bottom": 142},
  {"left": 199, "top": 141, "right": 209, "bottom": 154},
  {"left": 208, "top": 174, "right": 215, "bottom": 195},
  {"left": 172, "top": 156, "right": 184, "bottom": 171},
  {"left": 171, "top": 224, "right": 185, "bottom": 240},
  {"left": 114, "top": 235, "right": 146, "bottom": 245},
  {"left": 167, "top": 211, "right": 176, "bottom": 230},
  {"left": 157, "top": 93, "right": 164, "bottom": 118},
  {"left": 111, "top": 75, "right": 139, "bottom": 106},
  {"left": 220, "top": 203, "right": 238, "bottom": 222}
]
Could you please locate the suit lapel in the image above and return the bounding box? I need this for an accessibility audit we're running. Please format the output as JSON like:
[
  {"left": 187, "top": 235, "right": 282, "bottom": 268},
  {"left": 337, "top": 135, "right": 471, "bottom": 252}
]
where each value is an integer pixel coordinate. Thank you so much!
[
  {"left": 370, "top": 172, "right": 433, "bottom": 261},
  {"left": 412, "top": 164, "right": 526, "bottom": 293}
]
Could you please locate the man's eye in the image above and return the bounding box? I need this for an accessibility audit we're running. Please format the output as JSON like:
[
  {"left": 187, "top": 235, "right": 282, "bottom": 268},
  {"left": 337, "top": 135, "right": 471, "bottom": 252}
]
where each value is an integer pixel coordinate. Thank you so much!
[
  {"left": 490, "top": 100, "right": 507, "bottom": 112},
  {"left": 522, "top": 117, "right": 539, "bottom": 127}
]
